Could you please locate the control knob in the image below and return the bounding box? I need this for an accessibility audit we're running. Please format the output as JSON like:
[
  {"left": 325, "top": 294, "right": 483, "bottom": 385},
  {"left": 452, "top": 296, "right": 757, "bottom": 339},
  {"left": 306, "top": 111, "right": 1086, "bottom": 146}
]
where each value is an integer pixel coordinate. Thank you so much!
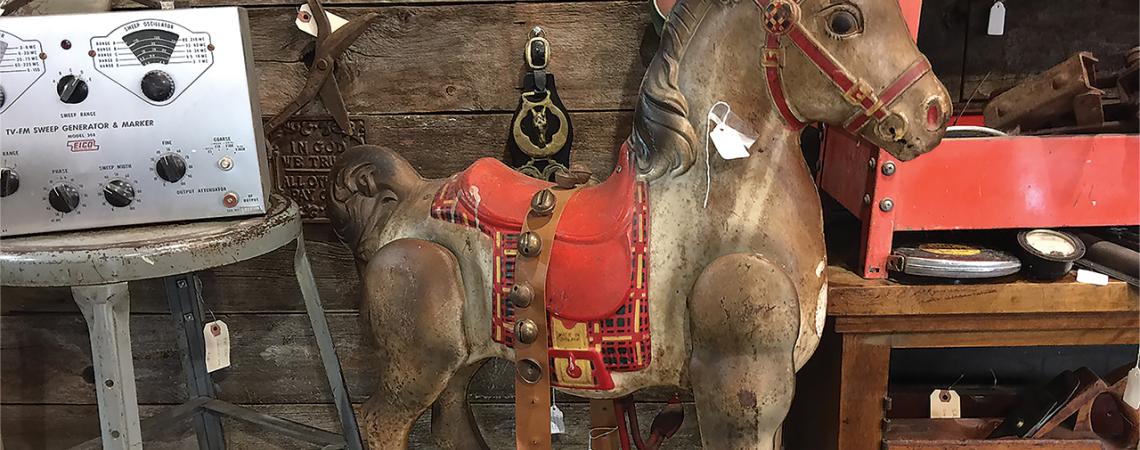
[
  {"left": 141, "top": 70, "right": 176, "bottom": 102},
  {"left": 103, "top": 179, "right": 135, "bottom": 207},
  {"left": 48, "top": 184, "right": 81, "bottom": 213},
  {"left": 56, "top": 75, "right": 89, "bottom": 104},
  {"left": 0, "top": 168, "right": 18, "bottom": 197},
  {"left": 0, "top": 85, "right": 6, "bottom": 109},
  {"left": 155, "top": 154, "right": 187, "bottom": 183}
]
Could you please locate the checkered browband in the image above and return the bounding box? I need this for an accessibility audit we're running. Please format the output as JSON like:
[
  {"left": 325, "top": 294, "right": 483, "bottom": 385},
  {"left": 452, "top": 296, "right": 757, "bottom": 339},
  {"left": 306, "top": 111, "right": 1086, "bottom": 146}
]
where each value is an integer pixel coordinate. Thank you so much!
[{"left": 754, "top": 0, "right": 931, "bottom": 133}]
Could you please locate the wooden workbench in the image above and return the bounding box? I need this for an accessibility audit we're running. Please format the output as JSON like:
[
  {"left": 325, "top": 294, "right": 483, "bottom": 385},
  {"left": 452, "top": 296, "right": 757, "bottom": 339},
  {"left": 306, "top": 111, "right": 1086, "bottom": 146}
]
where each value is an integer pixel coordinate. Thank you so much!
[{"left": 824, "top": 265, "right": 1139, "bottom": 449}]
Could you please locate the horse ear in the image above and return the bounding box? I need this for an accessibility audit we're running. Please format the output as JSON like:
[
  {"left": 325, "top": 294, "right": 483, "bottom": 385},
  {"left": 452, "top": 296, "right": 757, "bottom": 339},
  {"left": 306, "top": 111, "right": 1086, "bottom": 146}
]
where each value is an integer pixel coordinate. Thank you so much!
[
  {"left": 327, "top": 145, "right": 420, "bottom": 263},
  {"left": 353, "top": 165, "right": 380, "bottom": 198},
  {"left": 331, "top": 161, "right": 390, "bottom": 203}
]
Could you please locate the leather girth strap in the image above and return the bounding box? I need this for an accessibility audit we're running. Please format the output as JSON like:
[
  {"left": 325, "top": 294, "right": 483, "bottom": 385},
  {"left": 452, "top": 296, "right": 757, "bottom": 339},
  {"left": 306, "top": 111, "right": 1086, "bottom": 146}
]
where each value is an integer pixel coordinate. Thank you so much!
[{"left": 514, "top": 186, "right": 578, "bottom": 449}]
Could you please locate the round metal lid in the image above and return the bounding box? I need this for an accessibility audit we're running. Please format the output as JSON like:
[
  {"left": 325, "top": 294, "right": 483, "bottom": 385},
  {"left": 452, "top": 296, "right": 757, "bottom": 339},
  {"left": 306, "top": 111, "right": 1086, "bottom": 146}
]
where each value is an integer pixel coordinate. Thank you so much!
[{"left": 888, "top": 243, "right": 1022, "bottom": 279}]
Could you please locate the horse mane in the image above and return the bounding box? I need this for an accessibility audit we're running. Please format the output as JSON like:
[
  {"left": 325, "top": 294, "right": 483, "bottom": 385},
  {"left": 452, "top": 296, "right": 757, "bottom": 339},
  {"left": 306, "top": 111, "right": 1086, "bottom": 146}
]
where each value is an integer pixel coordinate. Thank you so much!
[{"left": 632, "top": 0, "right": 721, "bottom": 179}]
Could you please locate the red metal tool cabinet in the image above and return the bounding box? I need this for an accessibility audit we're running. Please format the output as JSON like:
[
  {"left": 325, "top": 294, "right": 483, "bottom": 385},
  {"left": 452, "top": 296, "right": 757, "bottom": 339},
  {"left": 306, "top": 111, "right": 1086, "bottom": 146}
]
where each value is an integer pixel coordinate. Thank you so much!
[{"left": 818, "top": 1, "right": 1140, "bottom": 278}]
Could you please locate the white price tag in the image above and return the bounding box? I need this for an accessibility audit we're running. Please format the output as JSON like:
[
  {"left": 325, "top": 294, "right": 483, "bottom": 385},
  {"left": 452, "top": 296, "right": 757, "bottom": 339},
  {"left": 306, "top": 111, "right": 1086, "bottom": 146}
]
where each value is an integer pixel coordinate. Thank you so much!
[
  {"left": 295, "top": 3, "right": 348, "bottom": 37},
  {"left": 987, "top": 1, "right": 1006, "bottom": 36},
  {"left": 203, "top": 320, "right": 231, "bottom": 373},
  {"left": 930, "top": 389, "right": 962, "bottom": 418},
  {"left": 1124, "top": 367, "right": 1140, "bottom": 410},
  {"left": 709, "top": 121, "right": 756, "bottom": 160},
  {"left": 550, "top": 404, "right": 565, "bottom": 435}
]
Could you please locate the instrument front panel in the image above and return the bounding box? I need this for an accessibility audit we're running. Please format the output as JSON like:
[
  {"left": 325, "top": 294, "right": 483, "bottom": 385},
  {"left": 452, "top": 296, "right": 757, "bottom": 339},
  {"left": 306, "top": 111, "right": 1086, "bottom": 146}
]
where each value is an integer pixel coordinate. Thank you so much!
[{"left": 0, "top": 7, "right": 268, "bottom": 236}]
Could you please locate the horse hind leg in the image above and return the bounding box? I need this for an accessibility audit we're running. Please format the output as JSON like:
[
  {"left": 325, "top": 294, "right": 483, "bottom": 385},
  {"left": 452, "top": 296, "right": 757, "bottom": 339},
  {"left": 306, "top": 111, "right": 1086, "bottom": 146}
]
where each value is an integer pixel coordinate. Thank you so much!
[
  {"left": 430, "top": 359, "right": 491, "bottom": 450},
  {"left": 688, "top": 253, "right": 801, "bottom": 450},
  {"left": 357, "top": 238, "right": 476, "bottom": 449}
]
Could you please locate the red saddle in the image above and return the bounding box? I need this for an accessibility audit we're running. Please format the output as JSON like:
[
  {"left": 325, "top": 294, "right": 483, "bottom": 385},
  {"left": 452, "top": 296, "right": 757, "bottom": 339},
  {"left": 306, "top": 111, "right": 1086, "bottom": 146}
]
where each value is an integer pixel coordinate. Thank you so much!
[{"left": 446, "top": 153, "right": 639, "bottom": 321}]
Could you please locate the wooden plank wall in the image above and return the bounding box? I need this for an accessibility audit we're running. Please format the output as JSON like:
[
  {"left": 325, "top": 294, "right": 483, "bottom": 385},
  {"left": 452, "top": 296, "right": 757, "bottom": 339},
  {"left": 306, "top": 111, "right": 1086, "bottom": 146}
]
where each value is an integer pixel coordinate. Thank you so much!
[{"left": 2, "top": 0, "right": 1137, "bottom": 448}]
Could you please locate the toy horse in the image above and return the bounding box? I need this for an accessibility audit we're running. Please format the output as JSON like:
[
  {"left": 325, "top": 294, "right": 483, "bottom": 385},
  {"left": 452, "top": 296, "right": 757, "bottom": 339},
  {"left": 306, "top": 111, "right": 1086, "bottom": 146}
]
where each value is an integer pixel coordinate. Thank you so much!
[{"left": 328, "top": 0, "right": 951, "bottom": 448}]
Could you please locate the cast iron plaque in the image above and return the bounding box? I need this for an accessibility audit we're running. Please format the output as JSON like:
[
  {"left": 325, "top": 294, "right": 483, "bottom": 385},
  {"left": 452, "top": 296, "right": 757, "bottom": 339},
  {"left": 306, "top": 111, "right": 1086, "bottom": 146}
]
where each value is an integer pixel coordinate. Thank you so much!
[{"left": 267, "top": 118, "right": 366, "bottom": 221}]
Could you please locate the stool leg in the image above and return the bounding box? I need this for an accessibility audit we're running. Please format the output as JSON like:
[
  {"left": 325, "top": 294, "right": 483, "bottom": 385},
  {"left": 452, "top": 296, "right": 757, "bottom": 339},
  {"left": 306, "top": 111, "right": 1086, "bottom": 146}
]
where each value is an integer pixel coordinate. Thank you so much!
[
  {"left": 295, "top": 236, "right": 363, "bottom": 450},
  {"left": 164, "top": 274, "right": 226, "bottom": 450},
  {"left": 72, "top": 283, "right": 143, "bottom": 450}
]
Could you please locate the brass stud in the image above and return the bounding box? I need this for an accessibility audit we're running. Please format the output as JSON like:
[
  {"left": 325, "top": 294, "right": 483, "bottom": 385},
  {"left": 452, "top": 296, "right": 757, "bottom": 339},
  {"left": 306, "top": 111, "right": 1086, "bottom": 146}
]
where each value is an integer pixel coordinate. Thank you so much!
[
  {"left": 530, "top": 189, "right": 556, "bottom": 216},
  {"left": 518, "top": 358, "right": 543, "bottom": 384},
  {"left": 507, "top": 283, "right": 533, "bottom": 308},
  {"left": 515, "top": 319, "right": 539, "bottom": 344},
  {"left": 518, "top": 231, "right": 542, "bottom": 257}
]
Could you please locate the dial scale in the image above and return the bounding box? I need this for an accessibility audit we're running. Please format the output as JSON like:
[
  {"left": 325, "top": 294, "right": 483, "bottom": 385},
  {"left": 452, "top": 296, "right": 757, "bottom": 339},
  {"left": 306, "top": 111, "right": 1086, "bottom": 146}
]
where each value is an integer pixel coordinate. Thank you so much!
[{"left": 0, "top": 7, "right": 268, "bottom": 236}]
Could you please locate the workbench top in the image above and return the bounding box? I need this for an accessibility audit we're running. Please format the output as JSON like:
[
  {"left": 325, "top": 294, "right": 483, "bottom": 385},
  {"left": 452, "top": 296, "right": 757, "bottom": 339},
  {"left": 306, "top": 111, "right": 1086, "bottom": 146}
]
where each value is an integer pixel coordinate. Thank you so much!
[{"left": 827, "top": 264, "right": 1138, "bottom": 317}]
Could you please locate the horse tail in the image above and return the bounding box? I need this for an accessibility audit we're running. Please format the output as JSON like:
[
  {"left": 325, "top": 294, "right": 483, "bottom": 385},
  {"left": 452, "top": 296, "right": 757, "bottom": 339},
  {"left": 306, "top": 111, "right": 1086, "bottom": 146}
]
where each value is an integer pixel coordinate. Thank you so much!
[{"left": 327, "top": 144, "right": 424, "bottom": 264}]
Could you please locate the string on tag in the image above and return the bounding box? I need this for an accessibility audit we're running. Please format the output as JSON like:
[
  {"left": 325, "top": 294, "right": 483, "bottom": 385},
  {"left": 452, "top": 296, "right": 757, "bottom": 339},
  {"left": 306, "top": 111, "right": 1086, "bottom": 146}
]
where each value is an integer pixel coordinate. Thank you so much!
[
  {"left": 703, "top": 101, "right": 731, "bottom": 208},
  {"left": 587, "top": 426, "right": 619, "bottom": 450},
  {"left": 947, "top": 373, "right": 965, "bottom": 391}
]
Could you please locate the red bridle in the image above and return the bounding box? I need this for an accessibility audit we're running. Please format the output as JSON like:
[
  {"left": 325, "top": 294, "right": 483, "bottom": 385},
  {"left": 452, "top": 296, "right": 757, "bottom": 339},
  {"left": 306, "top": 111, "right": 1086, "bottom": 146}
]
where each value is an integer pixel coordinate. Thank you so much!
[{"left": 754, "top": 0, "right": 932, "bottom": 133}]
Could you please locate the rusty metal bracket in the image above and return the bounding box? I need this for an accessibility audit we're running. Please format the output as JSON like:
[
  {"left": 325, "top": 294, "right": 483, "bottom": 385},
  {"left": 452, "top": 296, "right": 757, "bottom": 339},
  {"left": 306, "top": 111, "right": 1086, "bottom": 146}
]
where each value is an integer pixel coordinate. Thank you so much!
[
  {"left": 983, "top": 52, "right": 1105, "bottom": 132},
  {"left": 264, "top": 0, "right": 378, "bottom": 136}
]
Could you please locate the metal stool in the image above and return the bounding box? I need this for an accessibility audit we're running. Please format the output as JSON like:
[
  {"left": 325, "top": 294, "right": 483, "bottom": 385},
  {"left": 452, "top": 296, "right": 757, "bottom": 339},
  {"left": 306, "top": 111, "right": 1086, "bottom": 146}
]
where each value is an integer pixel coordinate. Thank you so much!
[{"left": 0, "top": 195, "right": 362, "bottom": 450}]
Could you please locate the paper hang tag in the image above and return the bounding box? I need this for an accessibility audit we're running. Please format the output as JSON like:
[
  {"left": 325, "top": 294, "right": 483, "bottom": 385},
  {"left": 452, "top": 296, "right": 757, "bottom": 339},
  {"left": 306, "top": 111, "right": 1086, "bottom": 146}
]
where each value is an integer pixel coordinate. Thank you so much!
[
  {"left": 708, "top": 109, "right": 756, "bottom": 160},
  {"left": 930, "top": 389, "right": 962, "bottom": 418},
  {"left": 203, "top": 320, "right": 231, "bottom": 373},
  {"left": 550, "top": 404, "right": 565, "bottom": 435},
  {"left": 295, "top": 3, "right": 348, "bottom": 37},
  {"left": 710, "top": 123, "right": 756, "bottom": 160},
  {"left": 1124, "top": 367, "right": 1140, "bottom": 410},
  {"left": 987, "top": 1, "right": 1006, "bottom": 36}
]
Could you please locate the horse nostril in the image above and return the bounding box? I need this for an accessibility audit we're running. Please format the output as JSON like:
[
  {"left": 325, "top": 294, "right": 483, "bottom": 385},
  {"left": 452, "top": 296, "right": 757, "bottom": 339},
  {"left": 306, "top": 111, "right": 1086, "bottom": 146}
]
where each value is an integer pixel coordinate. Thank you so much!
[
  {"left": 876, "top": 113, "right": 908, "bottom": 141},
  {"left": 925, "top": 102, "right": 943, "bottom": 131}
]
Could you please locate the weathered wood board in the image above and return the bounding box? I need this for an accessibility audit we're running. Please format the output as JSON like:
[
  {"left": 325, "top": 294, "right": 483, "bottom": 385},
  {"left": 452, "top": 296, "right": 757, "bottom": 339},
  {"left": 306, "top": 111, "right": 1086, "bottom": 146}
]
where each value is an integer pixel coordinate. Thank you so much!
[
  {"left": 4, "top": 0, "right": 1139, "bottom": 447},
  {"left": 0, "top": 309, "right": 687, "bottom": 405},
  {"left": 2, "top": 402, "right": 703, "bottom": 449},
  {"left": 247, "top": 2, "right": 656, "bottom": 115},
  {"left": 959, "top": 0, "right": 1139, "bottom": 101}
]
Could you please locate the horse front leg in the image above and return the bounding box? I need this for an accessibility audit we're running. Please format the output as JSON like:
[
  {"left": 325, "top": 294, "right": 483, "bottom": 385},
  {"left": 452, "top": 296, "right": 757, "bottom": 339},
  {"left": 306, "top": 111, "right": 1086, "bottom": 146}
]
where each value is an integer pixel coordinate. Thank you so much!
[
  {"left": 357, "top": 238, "right": 478, "bottom": 449},
  {"left": 687, "top": 253, "right": 801, "bottom": 450}
]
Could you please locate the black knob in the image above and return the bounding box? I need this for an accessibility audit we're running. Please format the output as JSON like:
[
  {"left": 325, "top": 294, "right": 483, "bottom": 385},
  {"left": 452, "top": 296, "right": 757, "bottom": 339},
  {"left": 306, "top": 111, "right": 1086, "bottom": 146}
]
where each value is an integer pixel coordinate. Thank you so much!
[
  {"left": 56, "top": 75, "right": 89, "bottom": 104},
  {"left": 156, "top": 154, "right": 187, "bottom": 183},
  {"left": 0, "top": 85, "right": 6, "bottom": 109},
  {"left": 141, "top": 70, "right": 175, "bottom": 102},
  {"left": 103, "top": 179, "right": 135, "bottom": 207},
  {"left": 48, "top": 184, "right": 80, "bottom": 213},
  {"left": 0, "top": 168, "right": 18, "bottom": 197}
]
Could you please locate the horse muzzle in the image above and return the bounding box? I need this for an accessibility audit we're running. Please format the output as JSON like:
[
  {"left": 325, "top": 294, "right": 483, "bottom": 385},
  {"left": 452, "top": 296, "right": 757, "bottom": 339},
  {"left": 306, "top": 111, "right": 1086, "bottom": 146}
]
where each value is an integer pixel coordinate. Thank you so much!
[{"left": 861, "top": 73, "right": 951, "bottom": 162}]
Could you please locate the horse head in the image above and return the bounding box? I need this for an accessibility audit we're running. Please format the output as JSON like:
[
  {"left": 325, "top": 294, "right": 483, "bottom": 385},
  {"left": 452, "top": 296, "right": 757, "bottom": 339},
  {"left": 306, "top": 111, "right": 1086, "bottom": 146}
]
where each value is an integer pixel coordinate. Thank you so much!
[
  {"left": 762, "top": 0, "right": 950, "bottom": 160},
  {"left": 327, "top": 145, "right": 423, "bottom": 264},
  {"left": 634, "top": 0, "right": 950, "bottom": 180}
]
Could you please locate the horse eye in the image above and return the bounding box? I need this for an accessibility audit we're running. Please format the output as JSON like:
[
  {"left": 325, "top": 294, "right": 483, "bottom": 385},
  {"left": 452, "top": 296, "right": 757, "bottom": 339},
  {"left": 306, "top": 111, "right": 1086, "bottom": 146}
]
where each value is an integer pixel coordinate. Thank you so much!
[{"left": 828, "top": 10, "right": 859, "bottom": 36}]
